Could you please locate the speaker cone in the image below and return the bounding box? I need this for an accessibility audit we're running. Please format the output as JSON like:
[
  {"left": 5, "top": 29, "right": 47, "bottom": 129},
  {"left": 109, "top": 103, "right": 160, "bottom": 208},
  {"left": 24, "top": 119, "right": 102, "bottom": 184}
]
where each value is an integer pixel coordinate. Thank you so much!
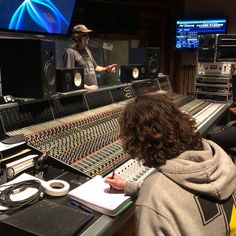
[
  {"left": 148, "top": 59, "right": 158, "bottom": 75},
  {"left": 44, "top": 60, "right": 56, "bottom": 86},
  {"left": 132, "top": 67, "right": 139, "bottom": 79},
  {"left": 74, "top": 72, "right": 83, "bottom": 87}
]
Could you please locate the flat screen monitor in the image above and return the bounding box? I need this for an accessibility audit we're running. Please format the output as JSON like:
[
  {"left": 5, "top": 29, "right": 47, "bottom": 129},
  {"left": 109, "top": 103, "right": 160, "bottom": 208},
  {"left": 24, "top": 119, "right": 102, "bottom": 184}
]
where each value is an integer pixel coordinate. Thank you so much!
[
  {"left": 175, "top": 18, "right": 228, "bottom": 50},
  {"left": 0, "top": 0, "right": 77, "bottom": 36}
]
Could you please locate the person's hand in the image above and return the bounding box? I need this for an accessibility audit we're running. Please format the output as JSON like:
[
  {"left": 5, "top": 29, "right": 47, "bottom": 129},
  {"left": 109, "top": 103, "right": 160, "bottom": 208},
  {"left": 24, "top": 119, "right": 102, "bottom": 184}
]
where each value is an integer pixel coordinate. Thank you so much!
[
  {"left": 105, "top": 64, "right": 117, "bottom": 73},
  {"left": 84, "top": 84, "right": 98, "bottom": 90},
  {"left": 104, "top": 174, "right": 126, "bottom": 190}
]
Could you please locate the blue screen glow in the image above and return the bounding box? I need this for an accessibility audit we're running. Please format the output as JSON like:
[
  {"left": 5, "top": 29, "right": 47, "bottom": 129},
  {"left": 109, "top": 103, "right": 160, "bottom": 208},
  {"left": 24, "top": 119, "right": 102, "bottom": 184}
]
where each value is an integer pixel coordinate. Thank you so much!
[
  {"left": 176, "top": 18, "right": 227, "bottom": 49},
  {"left": 0, "top": 0, "right": 76, "bottom": 35}
]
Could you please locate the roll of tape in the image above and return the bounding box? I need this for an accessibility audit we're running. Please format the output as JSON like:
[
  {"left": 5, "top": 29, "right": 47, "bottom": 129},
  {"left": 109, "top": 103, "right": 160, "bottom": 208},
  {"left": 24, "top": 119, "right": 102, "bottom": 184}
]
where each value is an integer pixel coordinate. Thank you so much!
[{"left": 43, "top": 180, "right": 70, "bottom": 197}]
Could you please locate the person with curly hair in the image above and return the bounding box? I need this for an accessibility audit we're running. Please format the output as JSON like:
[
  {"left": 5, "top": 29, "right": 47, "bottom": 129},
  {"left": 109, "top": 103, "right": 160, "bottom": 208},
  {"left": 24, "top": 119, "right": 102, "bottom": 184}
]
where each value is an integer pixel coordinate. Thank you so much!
[{"left": 105, "top": 92, "right": 236, "bottom": 236}]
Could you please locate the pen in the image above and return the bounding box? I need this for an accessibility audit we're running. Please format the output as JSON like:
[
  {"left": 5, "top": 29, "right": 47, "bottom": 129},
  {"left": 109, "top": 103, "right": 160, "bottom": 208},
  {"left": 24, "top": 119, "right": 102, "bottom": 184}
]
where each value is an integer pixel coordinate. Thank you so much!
[
  {"left": 110, "top": 165, "right": 116, "bottom": 193},
  {"left": 69, "top": 200, "right": 93, "bottom": 213}
]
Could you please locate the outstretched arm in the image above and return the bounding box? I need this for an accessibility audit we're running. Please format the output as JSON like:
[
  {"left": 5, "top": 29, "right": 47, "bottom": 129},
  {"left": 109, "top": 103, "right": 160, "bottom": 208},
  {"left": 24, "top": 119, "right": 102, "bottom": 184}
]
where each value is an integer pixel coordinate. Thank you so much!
[{"left": 95, "top": 64, "right": 117, "bottom": 73}]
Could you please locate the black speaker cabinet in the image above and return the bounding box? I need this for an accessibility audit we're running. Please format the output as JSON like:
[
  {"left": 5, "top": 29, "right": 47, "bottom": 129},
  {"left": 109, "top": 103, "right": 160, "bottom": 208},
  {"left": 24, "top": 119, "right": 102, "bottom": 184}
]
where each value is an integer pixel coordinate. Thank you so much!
[
  {"left": 56, "top": 68, "right": 84, "bottom": 92},
  {"left": 119, "top": 64, "right": 146, "bottom": 83},
  {"left": 0, "top": 38, "right": 56, "bottom": 98},
  {"left": 129, "top": 47, "right": 160, "bottom": 78}
]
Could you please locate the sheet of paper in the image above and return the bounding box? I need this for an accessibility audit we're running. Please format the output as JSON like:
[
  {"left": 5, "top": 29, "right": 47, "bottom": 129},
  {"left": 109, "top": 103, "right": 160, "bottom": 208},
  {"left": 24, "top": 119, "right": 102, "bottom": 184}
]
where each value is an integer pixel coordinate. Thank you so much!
[{"left": 69, "top": 175, "right": 130, "bottom": 212}]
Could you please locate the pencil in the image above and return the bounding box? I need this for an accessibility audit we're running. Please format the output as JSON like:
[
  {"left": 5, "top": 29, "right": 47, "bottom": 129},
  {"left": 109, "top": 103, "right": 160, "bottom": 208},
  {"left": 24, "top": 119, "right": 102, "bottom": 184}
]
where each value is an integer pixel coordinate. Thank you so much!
[{"left": 109, "top": 165, "right": 116, "bottom": 193}]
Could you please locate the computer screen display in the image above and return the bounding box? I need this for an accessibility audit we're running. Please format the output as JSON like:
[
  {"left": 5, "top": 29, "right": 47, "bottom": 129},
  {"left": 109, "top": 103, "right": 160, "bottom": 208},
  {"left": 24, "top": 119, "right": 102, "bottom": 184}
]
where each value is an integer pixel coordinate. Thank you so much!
[
  {"left": 0, "top": 0, "right": 77, "bottom": 35},
  {"left": 176, "top": 18, "right": 228, "bottom": 50}
]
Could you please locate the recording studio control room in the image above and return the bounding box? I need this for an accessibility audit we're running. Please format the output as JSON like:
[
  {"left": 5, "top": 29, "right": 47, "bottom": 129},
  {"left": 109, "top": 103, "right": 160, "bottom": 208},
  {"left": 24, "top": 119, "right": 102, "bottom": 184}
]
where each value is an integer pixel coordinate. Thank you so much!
[{"left": 0, "top": 0, "right": 236, "bottom": 236}]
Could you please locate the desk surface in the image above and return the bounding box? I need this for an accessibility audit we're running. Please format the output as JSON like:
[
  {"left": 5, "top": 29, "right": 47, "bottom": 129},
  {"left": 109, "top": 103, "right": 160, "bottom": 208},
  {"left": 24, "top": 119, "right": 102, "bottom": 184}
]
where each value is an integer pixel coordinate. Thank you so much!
[{"left": 0, "top": 165, "right": 134, "bottom": 236}]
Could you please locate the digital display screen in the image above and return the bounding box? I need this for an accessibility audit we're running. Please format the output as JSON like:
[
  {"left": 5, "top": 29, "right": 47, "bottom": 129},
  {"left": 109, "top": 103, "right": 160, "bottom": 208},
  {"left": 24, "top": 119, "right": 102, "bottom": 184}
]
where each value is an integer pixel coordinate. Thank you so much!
[
  {"left": 176, "top": 18, "right": 227, "bottom": 49},
  {"left": 0, "top": 0, "right": 77, "bottom": 35}
]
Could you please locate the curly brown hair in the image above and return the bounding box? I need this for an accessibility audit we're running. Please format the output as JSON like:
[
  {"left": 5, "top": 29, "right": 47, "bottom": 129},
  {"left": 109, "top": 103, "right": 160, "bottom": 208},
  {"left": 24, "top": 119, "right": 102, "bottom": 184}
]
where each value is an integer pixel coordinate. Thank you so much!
[{"left": 119, "top": 93, "right": 203, "bottom": 168}]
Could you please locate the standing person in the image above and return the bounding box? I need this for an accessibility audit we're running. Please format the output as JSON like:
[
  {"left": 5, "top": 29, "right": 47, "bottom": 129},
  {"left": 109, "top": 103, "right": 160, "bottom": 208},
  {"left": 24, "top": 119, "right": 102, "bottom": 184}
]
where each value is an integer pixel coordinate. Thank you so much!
[
  {"left": 105, "top": 93, "right": 236, "bottom": 236},
  {"left": 63, "top": 24, "right": 117, "bottom": 90}
]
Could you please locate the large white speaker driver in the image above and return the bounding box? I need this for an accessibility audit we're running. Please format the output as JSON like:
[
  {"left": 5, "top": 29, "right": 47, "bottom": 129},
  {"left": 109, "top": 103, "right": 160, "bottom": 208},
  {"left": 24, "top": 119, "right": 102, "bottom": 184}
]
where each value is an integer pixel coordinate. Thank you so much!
[
  {"left": 74, "top": 72, "right": 82, "bottom": 87},
  {"left": 132, "top": 67, "right": 139, "bottom": 79},
  {"left": 44, "top": 60, "right": 56, "bottom": 86}
]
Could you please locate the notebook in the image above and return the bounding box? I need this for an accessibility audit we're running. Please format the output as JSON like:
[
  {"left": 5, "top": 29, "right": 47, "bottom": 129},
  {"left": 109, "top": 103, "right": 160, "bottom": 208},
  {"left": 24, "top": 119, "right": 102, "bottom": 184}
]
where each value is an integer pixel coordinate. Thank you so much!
[{"left": 68, "top": 175, "right": 132, "bottom": 216}]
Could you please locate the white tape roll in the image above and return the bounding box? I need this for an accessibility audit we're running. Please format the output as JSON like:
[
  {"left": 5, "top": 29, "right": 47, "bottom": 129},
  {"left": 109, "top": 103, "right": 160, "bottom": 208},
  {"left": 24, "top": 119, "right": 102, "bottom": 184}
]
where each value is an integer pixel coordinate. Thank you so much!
[{"left": 43, "top": 180, "right": 70, "bottom": 197}]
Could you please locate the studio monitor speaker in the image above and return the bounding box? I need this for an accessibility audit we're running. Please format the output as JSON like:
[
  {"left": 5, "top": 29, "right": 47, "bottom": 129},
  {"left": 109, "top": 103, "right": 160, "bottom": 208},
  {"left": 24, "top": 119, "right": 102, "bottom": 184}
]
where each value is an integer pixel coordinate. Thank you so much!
[
  {"left": 56, "top": 68, "right": 84, "bottom": 92},
  {"left": 0, "top": 38, "right": 56, "bottom": 98},
  {"left": 129, "top": 47, "right": 160, "bottom": 78},
  {"left": 119, "top": 64, "right": 146, "bottom": 83}
]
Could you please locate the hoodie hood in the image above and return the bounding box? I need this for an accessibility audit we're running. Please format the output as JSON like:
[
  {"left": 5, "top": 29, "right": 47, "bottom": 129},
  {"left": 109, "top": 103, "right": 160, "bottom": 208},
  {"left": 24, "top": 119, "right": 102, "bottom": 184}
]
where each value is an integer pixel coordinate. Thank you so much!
[{"left": 159, "top": 139, "right": 236, "bottom": 200}]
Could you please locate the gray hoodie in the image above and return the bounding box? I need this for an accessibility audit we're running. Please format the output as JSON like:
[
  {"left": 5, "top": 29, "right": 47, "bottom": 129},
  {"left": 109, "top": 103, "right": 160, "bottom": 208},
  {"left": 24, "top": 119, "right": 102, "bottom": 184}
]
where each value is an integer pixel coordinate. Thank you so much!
[{"left": 125, "top": 139, "right": 236, "bottom": 236}]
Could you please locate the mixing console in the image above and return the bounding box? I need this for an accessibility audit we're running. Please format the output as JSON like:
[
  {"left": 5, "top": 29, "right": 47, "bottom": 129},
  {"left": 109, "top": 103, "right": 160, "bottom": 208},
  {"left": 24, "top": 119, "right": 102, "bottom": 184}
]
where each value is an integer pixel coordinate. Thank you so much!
[
  {"left": 180, "top": 99, "right": 206, "bottom": 113},
  {"left": 0, "top": 101, "right": 54, "bottom": 131},
  {"left": 25, "top": 104, "right": 125, "bottom": 177},
  {"left": 112, "top": 159, "right": 155, "bottom": 182},
  {"left": 0, "top": 78, "right": 230, "bottom": 236},
  {"left": 4, "top": 89, "right": 229, "bottom": 180},
  {"left": 72, "top": 140, "right": 128, "bottom": 177},
  {"left": 193, "top": 103, "right": 226, "bottom": 129}
]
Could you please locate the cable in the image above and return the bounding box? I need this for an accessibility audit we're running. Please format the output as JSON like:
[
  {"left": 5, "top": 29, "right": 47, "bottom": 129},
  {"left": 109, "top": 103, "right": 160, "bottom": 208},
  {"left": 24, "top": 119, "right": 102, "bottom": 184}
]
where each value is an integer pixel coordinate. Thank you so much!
[{"left": 0, "top": 179, "right": 44, "bottom": 214}]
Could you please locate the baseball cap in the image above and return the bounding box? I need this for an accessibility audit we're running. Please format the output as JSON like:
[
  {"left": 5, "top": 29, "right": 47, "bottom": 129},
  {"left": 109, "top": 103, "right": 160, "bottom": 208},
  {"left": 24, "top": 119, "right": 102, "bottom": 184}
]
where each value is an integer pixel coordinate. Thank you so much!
[{"left": 72, "top": 24, "right": 93, "bottom": 34}]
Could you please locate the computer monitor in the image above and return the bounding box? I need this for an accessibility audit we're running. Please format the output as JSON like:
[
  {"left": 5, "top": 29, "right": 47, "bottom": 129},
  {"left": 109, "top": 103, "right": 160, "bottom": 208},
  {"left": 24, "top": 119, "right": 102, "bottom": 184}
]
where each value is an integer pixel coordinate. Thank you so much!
[
  {"left": 0, "top": 0, "right": 77, "bottom": 36},
  {"left": 175, "top": 18, "right": 228, "bottom": 50}
]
